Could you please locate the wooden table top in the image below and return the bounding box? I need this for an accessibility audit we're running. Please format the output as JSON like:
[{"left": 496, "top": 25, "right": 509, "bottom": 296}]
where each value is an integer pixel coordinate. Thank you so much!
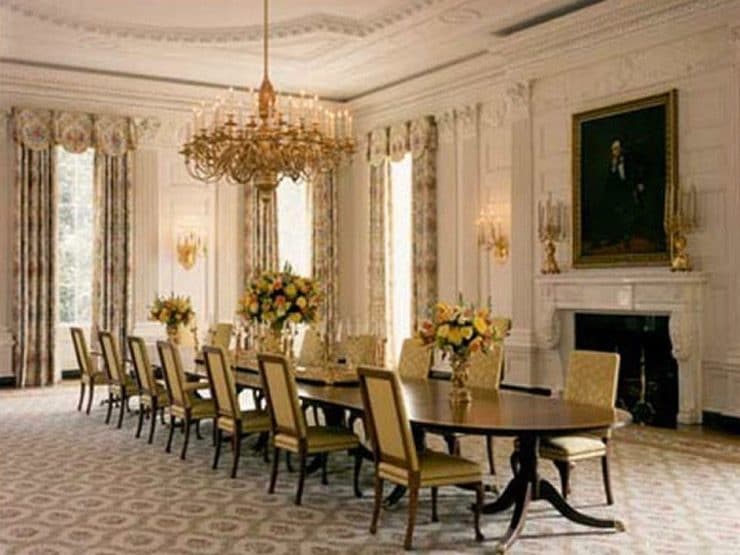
[{"left": 229, "top": 367, "right": 630, "bottom": 437}]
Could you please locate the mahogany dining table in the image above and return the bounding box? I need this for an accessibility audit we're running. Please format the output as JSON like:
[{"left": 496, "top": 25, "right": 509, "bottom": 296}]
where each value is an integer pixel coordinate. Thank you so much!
[{"left": 219, "top": 363, "right": 630, "bottom": 554}]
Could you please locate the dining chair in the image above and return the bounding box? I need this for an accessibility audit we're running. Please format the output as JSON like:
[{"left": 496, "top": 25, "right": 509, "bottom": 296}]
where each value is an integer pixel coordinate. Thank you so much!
[
  {"left": 128, "top": 336, "right": 169, "bottom": 443},
  {"left": 397, "top": 337, "right": 433, "bottom": 379},
  {"left": 296, "top": 326, "right": 324, "bottom": 367},
  {"left": 539, "top": 350, "right": 620, "bottom": 505},
  {"left": 209, "top": 323, "right": 233, "bottom": 350},
  {"left": 156, "top": 340, "right": 215, "bottom": 460},
  {"left": 203, "top": 346, "right": 271, "bottom": 478},
  {"left": 257, "top": 353, "right": 363, "bottom": 505},
  {"left": 335, "top": 334, "right": 379, "bottom": 367},
  {"left": 71, "top": 327, "right": 107, "bottom": 414},
  {"left": 357, "top": 366, "right": 484, "bottom": 550},
  {"left": 98, "top": 330, "right": 139, "bottom": 428}
]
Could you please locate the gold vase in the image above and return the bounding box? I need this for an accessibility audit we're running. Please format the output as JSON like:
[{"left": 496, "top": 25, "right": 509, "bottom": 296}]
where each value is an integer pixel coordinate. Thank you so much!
[
  {"left": 166, "top": 324, "right": 180, "bottom": 345},
  {"left": 449, "top": 357, "right": 472, "bottom": 405},
  {"left": 261, "top": 327, "right": 284, "bottom": 354}
]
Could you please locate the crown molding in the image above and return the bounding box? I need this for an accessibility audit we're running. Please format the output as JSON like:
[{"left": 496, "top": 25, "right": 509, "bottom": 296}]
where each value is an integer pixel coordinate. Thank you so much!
[{"left": 0, "top": 0, "right": 445, "bottom": 44}]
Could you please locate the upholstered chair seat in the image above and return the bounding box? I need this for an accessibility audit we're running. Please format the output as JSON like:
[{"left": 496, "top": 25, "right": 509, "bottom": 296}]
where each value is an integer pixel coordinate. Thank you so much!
[
  {"left": 258, "top": 353, "right": 364, "bottom": 505},
  {"left": 358, "top": 366, "right": 484, "bottom": 550},
  {"left": 540, "top": 436, "right": 608, "bottom": 460},
  {"left": 203, "top": 346, "right": 272, "bottom": 478},
  {"left": 71, "top": 327, "right": 108, "bottom": 414}
]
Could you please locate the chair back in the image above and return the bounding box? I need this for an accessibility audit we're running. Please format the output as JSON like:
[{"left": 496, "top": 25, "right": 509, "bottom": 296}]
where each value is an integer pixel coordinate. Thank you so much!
[
  {"left": 467, "top": 342, "right": 504, "bottom": 391},
  {"left": 257, "top": 353, "right": 306, "bottom": 439},
  {"left": 210, "top": 323, "right": 233, "bottom": 350},
  {"left": 128, "top": 336, "right": 156, "bottom": 394},
  {"left": 358, "top": 366, "right": 418, "bottom": 472},
  {"left": 99, "top": 330, "right": 125, "bottom": 384},
  {"left": 565, "top": 350, "right": 620, "bottom": 409},
  {"left": 70, "top": 327, "right": 94, "bottom": 378},
  {"left": 397, "top": 337, "right": 432, "bottom": 379},
  {"left": 491, "top": 317, "right": 512, "bottom": 339},
  {"left": 203, "top": 346, "right": 241, "bottom": 422},
  {"left": 297, "top": 326, "right": 324, "bottom": 366},
  {"left": 157, "top": 340, "right": 191, "bottom": 409},
  {"left": 336, "top": 334, "right": 378, "bottom": 366}
]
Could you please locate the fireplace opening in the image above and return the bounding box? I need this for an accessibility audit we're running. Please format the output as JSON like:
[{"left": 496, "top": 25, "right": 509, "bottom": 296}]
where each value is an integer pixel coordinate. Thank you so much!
[{"left": 574, "top": 313, "right": 678, "bottom": 428}]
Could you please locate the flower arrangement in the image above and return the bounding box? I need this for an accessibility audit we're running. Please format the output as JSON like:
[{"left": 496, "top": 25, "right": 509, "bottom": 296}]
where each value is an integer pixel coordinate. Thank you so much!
[
  {"left": 418, "top": 301, "right": 498, "bottom": 360},
  {"left": 237, "top": 264, "right": 322, "bottom": 332},
  {"left": 148, "top": 293, "right": 195, "bottom": 329}
]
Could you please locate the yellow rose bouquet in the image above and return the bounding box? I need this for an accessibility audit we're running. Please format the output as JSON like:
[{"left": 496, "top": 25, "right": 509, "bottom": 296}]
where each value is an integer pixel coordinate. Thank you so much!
[
  {"left": 417, "top": 300, "right": 498, "bottom": 361},
  {"left": 148, "top": 293, "right": 195, "bottom": 328},
  {"left": 237, "top": 264, "right": 322, "bottom": 332}
]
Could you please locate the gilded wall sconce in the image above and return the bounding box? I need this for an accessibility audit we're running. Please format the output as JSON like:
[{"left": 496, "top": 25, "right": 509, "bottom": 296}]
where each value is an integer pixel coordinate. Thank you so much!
[
  {"left": 176, "top": 231, "right": 206, "bottom": 270},
  {"left": 476, "top": 204, "right": 509, "bottom": 263},
  {"left": 666, "top": 182, "right": 698, "bottom": 272},
  {"left": 537, "top": 193, "right": 566, "bottom": 274}
]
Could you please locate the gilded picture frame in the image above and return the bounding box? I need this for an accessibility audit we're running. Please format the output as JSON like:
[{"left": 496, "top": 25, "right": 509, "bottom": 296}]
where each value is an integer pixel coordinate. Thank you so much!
[{"left": 572, "top": 90, "right": 677, "bottom": 268}]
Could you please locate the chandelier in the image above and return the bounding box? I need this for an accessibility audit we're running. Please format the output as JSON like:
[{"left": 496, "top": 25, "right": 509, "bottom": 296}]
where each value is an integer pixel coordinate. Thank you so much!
[{"left": 180, "top": 0, "right": 355, "bottom": 200}]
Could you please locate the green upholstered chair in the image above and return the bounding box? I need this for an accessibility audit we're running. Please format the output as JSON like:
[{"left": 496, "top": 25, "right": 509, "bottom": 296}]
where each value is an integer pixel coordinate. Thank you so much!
[
  {"left": 98, "top": 330, "right": 139, "bottom": 428},
  {"left": 257, "top": 353, "right": 363, "bottom": 505},
  {"left": 128, "top": 336, "right": 169, "bottom": 443},
  {"left": 203, "top": 345, "right": 271, "bottom": 478},
  {"left": 358, "top": 366, "right": 484, "bottom": 550},
  {"left": 156, "top": 340, "right": 215, "bottom": 460},
  {"left": 539, "top": 350, "right": 620, "bottom": 505},
  {"left": 71, "top": 327, "right": 107, "bottom": 414}
]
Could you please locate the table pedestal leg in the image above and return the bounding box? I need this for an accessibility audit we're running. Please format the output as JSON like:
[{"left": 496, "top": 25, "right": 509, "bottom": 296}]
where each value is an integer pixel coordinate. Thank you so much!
[{"left": 482, "top": 435, "right": 624, "bottom": 553}]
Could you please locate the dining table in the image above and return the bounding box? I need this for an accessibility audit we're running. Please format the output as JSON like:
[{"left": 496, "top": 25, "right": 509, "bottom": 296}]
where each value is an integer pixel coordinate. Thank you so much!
[{"left": 209, "top": 360, "right": 630, "bottom": 554}]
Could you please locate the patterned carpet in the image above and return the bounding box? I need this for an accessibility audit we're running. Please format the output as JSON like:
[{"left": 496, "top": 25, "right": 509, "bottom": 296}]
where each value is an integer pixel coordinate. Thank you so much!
[{"left": 1, "top": 385, "right": 739, "bottom": 554}]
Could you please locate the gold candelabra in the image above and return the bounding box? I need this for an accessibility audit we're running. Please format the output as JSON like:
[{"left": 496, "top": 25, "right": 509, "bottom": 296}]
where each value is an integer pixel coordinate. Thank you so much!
[
  {"left": 537, "top": 193, "right": 566, "bottom": 274},
  {"left": 179, "top": 0, "right": 354, "bottom": 198},
  {"left": 666, "top": 183, "right": 698, "bottom": 272},
  {"left": 476, "top": 203, "right": 509, "bottom": 263}
]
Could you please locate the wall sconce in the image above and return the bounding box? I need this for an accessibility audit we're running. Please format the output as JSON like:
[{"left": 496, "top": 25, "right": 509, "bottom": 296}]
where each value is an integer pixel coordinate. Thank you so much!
[
  {"left": 176, "top": 231, "right": 206, "bottom": 270},
  {"left": 476, "top": 204, "right": 509, "bottom": 263},
  {"left": 537, "top": 193, "right": 566, "bottom": 274}
]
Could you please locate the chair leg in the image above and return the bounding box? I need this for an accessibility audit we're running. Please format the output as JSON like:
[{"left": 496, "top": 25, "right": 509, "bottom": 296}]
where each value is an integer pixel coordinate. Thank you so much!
[
  {"left": 231, "top": 433, "right": 242, "bottom": 479},
  {"left": 474, "top": 482, "right": 484, "bottom": 541},
  {"left": 602, "top": 452, "right": 614, "bottom": 505},
  {"left": 404, "top": 485, "right": 419, "bottom": 550},
  {"left": 510, "top": 449, "right": 520, "bottom": 475},
  {"left": 195, "top": 420, "right": 203, "bottom": 440},
  {"left": 135, "top": 403, "right": 145, "bottom": 438},
  {"left": 269, "top": 446, "right": 281, "bottom": 494},
  {"left": 116, "top": 393, "right": 126, "bottom": 429},
  {"left": 86, "top": 383, "right": 95, "bottom": 414},
  {"left": 77, "top": 382, "right": 86, "bottom": 411},
  {"left": 370, "top": 476, "right": 383, "bottom": 534},
  {"left": 554, "top": 460, "right": 571, "bottom": 499},
  {"left": 431, "top": 487, "right": 439, "bottom": 522},
  {"left": 261, "top": 432, "right": 270, "bottom": 463},
  {"left": 181, "top": 418, "right": 192, "bottom": 460},
  {"left": 105, "top": 392, "right": 114, "bottom": 424},
  {"left": 286, "top": 451, "right": 294, "bottom": 472},
  {"left": 353, "top": 449, "right": 363, "bottom": 498},
  {"left": 486, "top": 435, "right": 496, "bottom": 475},
  {"left": 321, "top": 453, "right": 328, "bottom": 485},
  {"left": 213, "top": 428, "right": 223, "bottom": 470},
  {"left": 295, "top": 451, "right": 307, "bottom": 505},
  {"left": 166, "top": 415, "right": 176, "bottom": 453},
  {"left": 148, "top": 400, "right": 158, "bottom": 444}
]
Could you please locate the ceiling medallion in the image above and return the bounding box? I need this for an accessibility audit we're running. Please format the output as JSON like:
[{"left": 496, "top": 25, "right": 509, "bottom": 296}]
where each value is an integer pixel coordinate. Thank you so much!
[{"left": 180, "top": 0, "right": 354, "bottom": 200}]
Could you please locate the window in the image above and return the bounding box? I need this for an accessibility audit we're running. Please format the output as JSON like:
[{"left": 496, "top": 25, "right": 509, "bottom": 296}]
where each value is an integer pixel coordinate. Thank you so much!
[
  {"left": 386, "top": 153, "right": 413, "bottom": 364},
  {"left": 56, "top": 147, "right": 94, "bottom": 324},
  {"left": 277, "top": 179, "right": 312, "bottom": 276}
]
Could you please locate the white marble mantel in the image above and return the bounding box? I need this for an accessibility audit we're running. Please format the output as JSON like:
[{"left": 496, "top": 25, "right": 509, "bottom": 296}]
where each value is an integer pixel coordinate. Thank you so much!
[{"left": 535, "top": 269, "right": 707, "bottom": 424}]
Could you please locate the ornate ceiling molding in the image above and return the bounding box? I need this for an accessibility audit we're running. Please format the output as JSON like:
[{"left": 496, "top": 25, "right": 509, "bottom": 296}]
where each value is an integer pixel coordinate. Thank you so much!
[{"left": 0, "top": 0, "right": 445, "bottom": 44}]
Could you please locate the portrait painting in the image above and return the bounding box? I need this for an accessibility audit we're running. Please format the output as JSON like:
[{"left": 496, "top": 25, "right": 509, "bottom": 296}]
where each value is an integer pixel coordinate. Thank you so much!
[{"left": 572, "top": 90, "right": 677, "bottom": 268}]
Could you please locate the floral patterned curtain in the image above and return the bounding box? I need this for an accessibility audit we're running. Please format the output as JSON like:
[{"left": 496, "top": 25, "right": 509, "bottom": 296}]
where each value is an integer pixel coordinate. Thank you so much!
[
  {"left": 12, "top": 109, "right": 57, "bottom": 386},
  {"left": 367, "top": 128, "right": 389, "bottom": 338},
  {"left": 312, "top": 172, "right": 339, "bottom": 341},
  {"left": 11, "top": 108, "right": 137, "bottom": 385},
  {"left": 243, "top": 186, "right": 278, "bottom": 283}
]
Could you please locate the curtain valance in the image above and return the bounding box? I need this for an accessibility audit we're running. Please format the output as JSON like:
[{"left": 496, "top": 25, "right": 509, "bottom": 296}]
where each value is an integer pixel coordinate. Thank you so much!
[
  {"left": 12, "top": 108, "right": 136, "bottom": 156},
  {"left": 367, "top": 116, "right": 436, "bottom": 167}
]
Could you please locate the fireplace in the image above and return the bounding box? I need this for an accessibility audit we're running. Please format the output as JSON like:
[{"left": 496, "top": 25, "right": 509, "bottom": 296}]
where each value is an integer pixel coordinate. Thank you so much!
[{"left": 575, "top": 313, "right": 678, "bottom": 428}]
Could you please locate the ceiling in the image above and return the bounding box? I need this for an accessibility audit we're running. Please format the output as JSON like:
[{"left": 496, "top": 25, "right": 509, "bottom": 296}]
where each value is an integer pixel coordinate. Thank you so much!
[{"left": 0, "top": 0, "right": 602, "bottom": 100}]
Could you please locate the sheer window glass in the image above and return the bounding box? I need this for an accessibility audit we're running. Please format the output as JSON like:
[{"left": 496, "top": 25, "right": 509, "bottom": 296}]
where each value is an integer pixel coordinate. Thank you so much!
[
  {"left": 386, "top": 153, "right": 413, "bottom": 364},
  {"left": 56, "top": 147, "right": 94, "bottom": 325},
  {"left": 277, "top": 179, "right": 312, "bottom": 276}
]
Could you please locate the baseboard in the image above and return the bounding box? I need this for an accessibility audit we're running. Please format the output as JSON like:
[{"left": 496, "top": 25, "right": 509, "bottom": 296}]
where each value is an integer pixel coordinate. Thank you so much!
[
  {"left": 61, "top": 369, "right": 81, "bottom": 380},
  {"left": 702, "top": 411, "right": 740, "bottom": 434},
  {"left": 0, "top": 376, "right": 16, "bottom": 388}
]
